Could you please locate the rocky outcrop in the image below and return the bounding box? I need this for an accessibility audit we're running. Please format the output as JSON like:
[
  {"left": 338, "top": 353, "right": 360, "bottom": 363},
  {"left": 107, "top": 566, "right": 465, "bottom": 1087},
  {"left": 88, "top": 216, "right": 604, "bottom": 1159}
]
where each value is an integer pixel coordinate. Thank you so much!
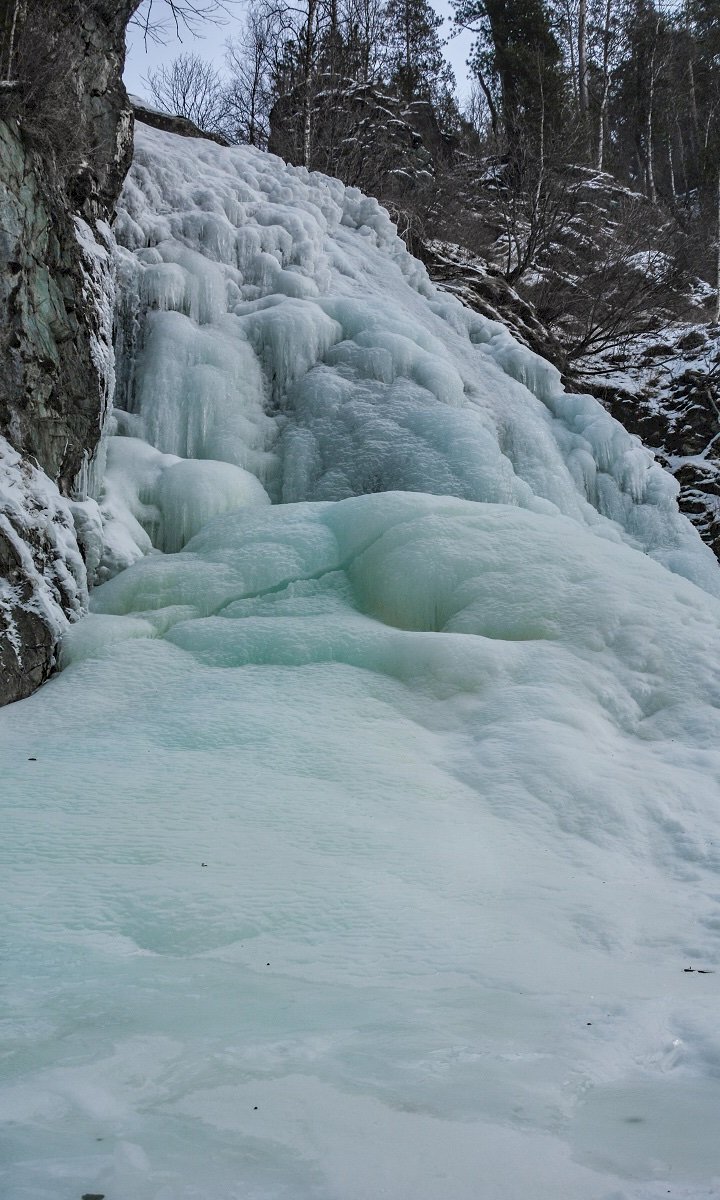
[
  {"left": 0, "top": 0, "right": 137, "bottom": 705},
  {"left": 0, "top": 437, "right": 88, "bottom": 700},
  {"left": 424, "top": 240, "right": 568, "bottom": 367},
  {"left": 269, "top": 80, "right": 454, "bottom": 223},
  {"left": 130, "top": 98, "right": 232, "bottom": 146},
  {"left": 0, "top": 124, "right": 117, "bottom": 489},
  {"left": 598, "top": 337, "right": 720, "bottom": 559}
]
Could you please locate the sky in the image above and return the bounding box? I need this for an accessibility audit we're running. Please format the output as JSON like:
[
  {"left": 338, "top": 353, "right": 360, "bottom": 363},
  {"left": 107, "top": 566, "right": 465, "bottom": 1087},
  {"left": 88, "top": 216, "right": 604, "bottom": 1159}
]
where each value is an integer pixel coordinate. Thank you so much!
[{"left": 124, "top": 0, "right": 477, "bottom": 106}]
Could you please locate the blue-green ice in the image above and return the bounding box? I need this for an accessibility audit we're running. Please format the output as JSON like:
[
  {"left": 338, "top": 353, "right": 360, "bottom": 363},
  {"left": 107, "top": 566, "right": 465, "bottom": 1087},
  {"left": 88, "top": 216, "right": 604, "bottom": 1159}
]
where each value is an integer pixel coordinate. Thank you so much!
[{"left": 2, "top": 124, "right": 720, "bottom": 1200}]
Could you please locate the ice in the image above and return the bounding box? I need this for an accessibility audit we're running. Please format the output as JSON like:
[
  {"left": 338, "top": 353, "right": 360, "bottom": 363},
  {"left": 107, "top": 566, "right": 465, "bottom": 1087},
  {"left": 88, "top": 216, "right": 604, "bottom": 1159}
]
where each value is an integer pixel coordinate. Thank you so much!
[
  {"left": 100, "top": 124, "right": 719, "bottom": 596},
  {"left": 155, "top": 459, "right": 270, "bottom": 553},
  {"left": 3, "top": 492, "right": 720, "bottom": 1198},
  {"left": 2, "top": 122, "right": 720, "bottom": 1199},
  {"left": 72, "top": 216, "right": 118, "bottom": 505},
  {"left": 95, "top": 435, "right": 270, "bottom": 577}
]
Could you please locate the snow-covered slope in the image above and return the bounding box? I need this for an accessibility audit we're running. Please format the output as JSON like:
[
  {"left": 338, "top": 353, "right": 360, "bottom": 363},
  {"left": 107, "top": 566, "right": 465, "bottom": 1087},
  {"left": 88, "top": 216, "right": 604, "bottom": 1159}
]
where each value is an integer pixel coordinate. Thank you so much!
[{"left": 2, "top": 123, "right": 720, "bottom": 1200}]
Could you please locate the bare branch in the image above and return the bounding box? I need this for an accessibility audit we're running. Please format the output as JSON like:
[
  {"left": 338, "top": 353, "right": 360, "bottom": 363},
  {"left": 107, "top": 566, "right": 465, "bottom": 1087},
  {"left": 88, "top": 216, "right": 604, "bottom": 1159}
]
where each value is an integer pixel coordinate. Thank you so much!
[{"left": 130, "top": 0, "right": 238, "bottom": 47}]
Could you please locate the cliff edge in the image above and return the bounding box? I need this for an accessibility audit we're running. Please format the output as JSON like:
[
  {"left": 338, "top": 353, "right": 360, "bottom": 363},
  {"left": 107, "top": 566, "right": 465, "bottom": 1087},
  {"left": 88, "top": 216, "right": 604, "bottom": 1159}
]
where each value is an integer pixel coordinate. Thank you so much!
[{"left": 0, "top": 0, "right": 136, "bottom": 703}]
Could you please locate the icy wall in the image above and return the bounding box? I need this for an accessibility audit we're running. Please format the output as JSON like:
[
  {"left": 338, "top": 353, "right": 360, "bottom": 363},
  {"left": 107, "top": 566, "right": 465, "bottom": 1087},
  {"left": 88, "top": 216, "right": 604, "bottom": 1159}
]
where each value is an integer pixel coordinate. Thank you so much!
[
  {"left": 3, "top": 122, "right": 720, "bottom": 1200},
  {"left": 103, "top": 123, "right": 720, "bottom": 595}
]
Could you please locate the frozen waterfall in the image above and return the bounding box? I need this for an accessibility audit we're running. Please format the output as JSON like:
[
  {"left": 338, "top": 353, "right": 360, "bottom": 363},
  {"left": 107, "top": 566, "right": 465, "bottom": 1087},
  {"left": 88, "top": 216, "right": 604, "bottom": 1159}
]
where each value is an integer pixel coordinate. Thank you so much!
[
  {"left": 2, "top": 122, "right": 720, "bottom": 1200},
  {"left": 98, "top": 124, "right": 719, "bottom": 592}
]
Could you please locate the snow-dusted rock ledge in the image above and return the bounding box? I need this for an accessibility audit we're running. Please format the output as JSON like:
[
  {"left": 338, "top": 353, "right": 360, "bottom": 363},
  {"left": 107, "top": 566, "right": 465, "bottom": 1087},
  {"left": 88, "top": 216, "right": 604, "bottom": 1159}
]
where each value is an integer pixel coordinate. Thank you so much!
[{"left": 0, "top": 438, "right": 87, "bottom": 702}]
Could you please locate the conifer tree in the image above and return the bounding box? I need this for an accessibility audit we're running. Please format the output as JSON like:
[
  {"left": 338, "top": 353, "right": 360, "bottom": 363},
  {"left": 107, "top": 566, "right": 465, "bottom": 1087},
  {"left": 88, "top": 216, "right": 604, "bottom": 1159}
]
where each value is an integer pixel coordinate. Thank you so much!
[
  {"left": 453, "top": 0, "right": 567, "bottom": 138},
  {"left": 384, "top": 0, "right": 454, "bottom": 103}
]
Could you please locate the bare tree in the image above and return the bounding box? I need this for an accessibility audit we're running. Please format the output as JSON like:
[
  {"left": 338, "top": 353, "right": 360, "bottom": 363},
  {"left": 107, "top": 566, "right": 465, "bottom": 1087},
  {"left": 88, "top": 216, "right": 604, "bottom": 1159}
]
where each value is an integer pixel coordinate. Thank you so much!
[
  {"left": 344, "top": 0, "right": 387, "bottom": 83},
  {"left": 532, "top": 194, "right": 687, "bottom": 368},
  {"left": 710, "top": 166, "right": 715, "bottom": 324},
  {"left": 224, "top": 4, "right": 281, "bottom": 147},
  {"left": 595, "top": 0, "right": 616, "bottom": 170},
  {"left": 464, "top": 79, "right": 494, "bottom": 138},
  {"left": 145, "top": 51, "right": 230, "bottom": 132},
  {"left": 578, "top": 0, "right": 589, "bottom": 116},
  {"left": 269, "top": 0, "right": 338, "bottom": 166},
  {"left": 130, "top": 0, "right": 236, "bottom": 45}
]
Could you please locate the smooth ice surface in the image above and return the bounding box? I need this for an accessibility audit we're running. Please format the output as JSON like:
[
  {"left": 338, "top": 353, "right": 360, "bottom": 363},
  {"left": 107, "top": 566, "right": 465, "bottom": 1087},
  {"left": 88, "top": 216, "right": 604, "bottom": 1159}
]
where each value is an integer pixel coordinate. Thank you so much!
[{"left": 3, "top": 124, "right": 720, "bottom": 1200}]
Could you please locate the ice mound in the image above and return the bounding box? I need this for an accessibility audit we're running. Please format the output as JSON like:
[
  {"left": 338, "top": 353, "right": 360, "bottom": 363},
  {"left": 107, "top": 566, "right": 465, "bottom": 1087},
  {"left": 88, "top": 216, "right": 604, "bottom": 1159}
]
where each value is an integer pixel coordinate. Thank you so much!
[
  {"left": 96, "top": 433, "right": 271, "bottom": 579},
  {"left": 105, "top": 123, "right": 719, "bottom": 596},
  {"left": 4, "top": 490, "right": 720, "bottom": 1199}
]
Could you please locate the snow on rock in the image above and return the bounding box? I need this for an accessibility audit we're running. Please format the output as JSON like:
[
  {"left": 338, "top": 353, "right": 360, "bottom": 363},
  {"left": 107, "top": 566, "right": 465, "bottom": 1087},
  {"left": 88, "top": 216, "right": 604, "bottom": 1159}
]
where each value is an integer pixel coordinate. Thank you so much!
[
  {"left": 2, "top": 123, "right": 720, "bottom": 1199},
  {"left": 0, "top": 437, "right": 87, "bottom": 702}
]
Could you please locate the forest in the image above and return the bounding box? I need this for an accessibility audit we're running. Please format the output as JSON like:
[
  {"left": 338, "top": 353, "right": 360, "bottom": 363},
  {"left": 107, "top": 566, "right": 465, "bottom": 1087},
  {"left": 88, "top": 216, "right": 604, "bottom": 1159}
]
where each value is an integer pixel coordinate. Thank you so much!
[{"left": 142, "top": 0, "right": 720, "bottom": 351}]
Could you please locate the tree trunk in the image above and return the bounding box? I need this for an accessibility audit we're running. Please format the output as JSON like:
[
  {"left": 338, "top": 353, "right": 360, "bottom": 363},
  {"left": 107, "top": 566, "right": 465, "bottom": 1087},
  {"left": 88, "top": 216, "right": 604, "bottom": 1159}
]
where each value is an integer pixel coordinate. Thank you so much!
[
  {"left": 301, "top": 0, "right": 317, "bottom": 167},
  {"left": 645, "top": 18, "right": 658, "bottom": 205},
  {"left": 688, "top": 57, "right": 699, "bottom": 138},
  {"left": 564, "top": 0, "right": 578, "bottom": 107},
  {"left": 667, "top": 136, "right": 676, "bottom": 200},
  {"left": 3, "top": 0, "right": 24, "bottom": 81},
  {"left": 596, "top": 0, "right": 612, "bottom": 171},
  {"left": 675, "top": 117, "right": 688, "bottom": 195},
  {"left": 578, "top": 0, "right": 588, "bottom": 115},
  {"left": 475, "top": 67, "right": 499, "bottom": 140},
  {"left": 715, "top": 170, "right": 720, "bottom": 324},
  {"left": 404, "top": 0, "right": 412, "bottom": 98}
]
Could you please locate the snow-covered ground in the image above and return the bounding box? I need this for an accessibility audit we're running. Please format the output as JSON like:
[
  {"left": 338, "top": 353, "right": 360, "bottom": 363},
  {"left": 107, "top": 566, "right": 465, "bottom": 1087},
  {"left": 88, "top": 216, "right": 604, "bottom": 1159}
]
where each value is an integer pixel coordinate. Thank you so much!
[{"left": 2, "top": 123, "right": 720, "bottom": 1200}]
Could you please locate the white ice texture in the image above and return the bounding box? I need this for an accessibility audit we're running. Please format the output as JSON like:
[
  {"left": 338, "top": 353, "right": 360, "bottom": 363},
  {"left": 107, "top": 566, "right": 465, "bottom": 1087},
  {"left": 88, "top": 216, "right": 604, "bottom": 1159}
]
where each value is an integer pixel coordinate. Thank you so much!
[{"left": 2, "top": 123, "right": 720, "bottom": 1200}]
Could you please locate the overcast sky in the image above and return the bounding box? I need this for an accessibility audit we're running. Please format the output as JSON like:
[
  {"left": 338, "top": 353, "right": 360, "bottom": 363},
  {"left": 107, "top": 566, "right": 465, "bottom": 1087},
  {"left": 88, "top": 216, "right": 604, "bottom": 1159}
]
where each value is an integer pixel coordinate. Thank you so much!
[{"left": 124, "top": 0, "right": 477, "bottom": 106}]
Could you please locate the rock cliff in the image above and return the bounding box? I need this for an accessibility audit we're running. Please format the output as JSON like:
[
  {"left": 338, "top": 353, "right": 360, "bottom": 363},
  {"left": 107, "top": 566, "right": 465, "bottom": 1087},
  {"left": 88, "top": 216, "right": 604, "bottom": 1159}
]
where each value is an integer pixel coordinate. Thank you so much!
[{"left": 0, "top": 0, "right": 136, "bottom": 704}]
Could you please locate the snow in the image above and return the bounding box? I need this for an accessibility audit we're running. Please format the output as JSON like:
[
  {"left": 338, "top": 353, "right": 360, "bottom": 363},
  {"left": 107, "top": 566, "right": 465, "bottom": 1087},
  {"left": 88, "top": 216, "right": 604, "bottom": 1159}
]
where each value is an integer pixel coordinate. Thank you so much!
[
  {"left": 72, "top": 217, "right": 117, "bottom": 503},
  {"left": 0, "top": 436, "right": 87, "bottom": 659},
  {"left": 2, "top": 123, "right": 720, "bottom": 1199},
  {"left": 127, "top": 94, "right": 177, "bottom": 120}
]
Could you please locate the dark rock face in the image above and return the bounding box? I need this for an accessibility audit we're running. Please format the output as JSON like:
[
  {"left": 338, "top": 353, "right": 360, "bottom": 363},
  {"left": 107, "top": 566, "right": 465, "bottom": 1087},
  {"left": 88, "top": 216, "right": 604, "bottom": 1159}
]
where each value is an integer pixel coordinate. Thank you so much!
[
  {"left": 600, "top": 353, "right": 720, "bottom": 559},
  {"left": 0, "top": 121, "right": 115, "bottom": 490},
  {"left": 0, "top": 0, "right": 136, "bottom": 487},
  {"left": 0, "top": 1, "right": 134, "bottom": 216},
  {"left": 131, "top": 100, "right": 232, "bottom": 147},
  {"left": 0, "top": 0, "right": 137, "bottom": 705}
]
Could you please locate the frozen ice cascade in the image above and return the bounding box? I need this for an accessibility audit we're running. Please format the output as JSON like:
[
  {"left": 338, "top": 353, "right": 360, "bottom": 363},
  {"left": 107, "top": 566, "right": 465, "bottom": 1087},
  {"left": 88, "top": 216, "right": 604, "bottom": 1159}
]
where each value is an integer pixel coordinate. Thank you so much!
[{"left": 2, "top": 122, "right": 720, "bottom": 1200}]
